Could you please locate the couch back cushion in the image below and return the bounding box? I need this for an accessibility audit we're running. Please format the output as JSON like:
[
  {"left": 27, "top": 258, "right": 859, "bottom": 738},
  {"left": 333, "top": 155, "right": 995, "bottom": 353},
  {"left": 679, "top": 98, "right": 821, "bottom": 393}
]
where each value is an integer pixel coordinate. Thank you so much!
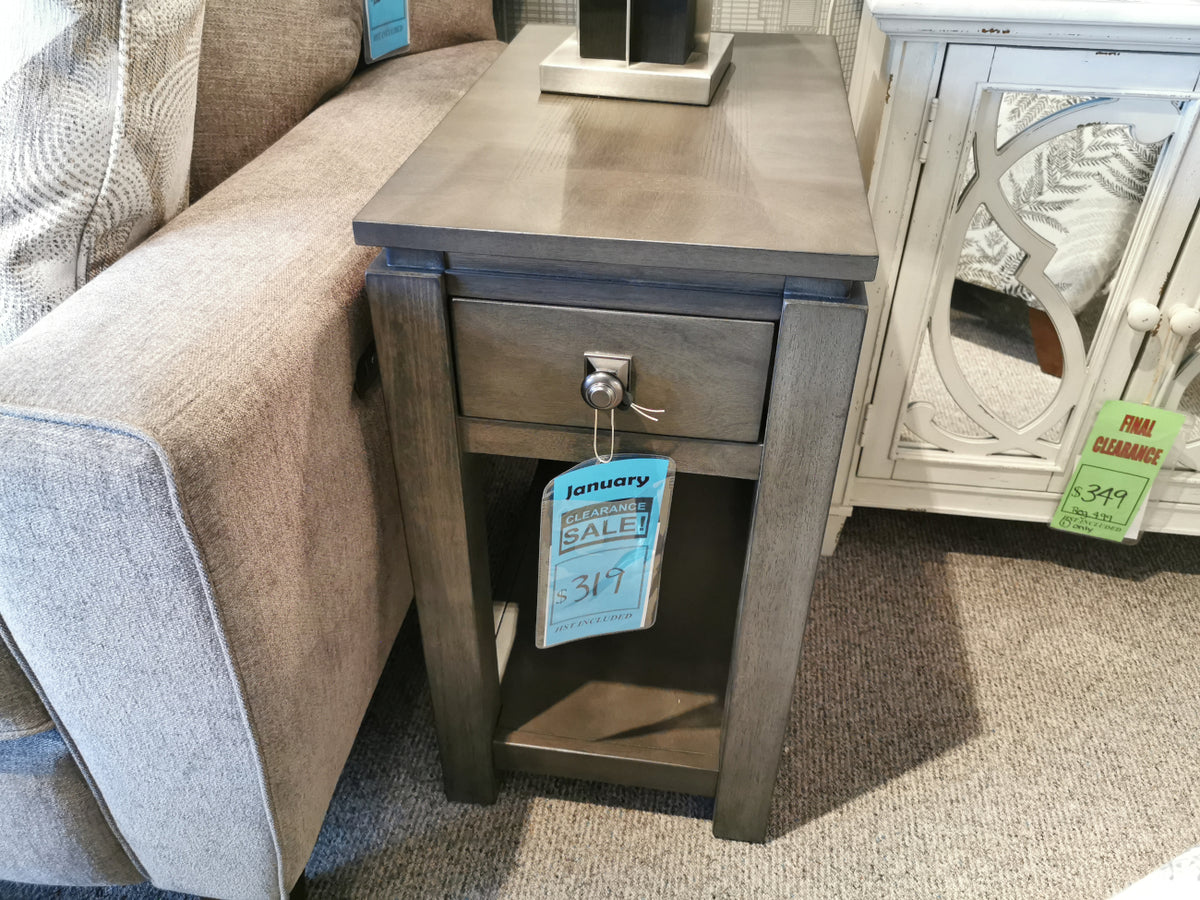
[
  {"left": 190, "top": 0, "right": 364, "bottom": 199},
  {"left": 0, "top": 0, "right": 205, "bottom": 346},
  {"left": 189, "top": 0, "right": 496, "bottom": 199},
  {"left": 408, "top": 0, "right": 498, "bottom": 55}
]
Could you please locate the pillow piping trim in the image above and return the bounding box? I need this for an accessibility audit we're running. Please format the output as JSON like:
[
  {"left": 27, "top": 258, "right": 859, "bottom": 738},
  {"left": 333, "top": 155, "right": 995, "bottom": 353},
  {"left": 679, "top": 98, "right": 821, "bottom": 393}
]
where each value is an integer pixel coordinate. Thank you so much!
[{"left": 73, "top": 0, "right": 130, "bottom": 291}]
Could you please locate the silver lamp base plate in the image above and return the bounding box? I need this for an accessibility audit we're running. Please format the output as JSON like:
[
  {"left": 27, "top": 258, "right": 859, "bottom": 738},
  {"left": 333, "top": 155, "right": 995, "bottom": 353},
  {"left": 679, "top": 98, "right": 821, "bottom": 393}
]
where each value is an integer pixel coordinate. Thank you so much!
[{"left": 539, "top": 32, "right": 734, "bottom": 106}]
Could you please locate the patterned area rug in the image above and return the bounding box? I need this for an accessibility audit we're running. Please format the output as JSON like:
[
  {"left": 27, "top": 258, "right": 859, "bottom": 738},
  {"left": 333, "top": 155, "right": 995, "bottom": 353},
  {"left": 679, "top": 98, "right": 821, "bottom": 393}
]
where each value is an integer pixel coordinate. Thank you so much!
[{"left": 3, "top": 507, "right": 1199, "bottom": 899}]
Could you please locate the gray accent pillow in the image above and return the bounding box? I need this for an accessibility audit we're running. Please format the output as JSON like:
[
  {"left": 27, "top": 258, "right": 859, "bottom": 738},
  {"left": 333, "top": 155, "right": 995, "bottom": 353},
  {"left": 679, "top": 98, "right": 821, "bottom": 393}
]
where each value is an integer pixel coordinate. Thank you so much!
[{"left": 0, "top": 0, "right": 204, "bottom": 346}]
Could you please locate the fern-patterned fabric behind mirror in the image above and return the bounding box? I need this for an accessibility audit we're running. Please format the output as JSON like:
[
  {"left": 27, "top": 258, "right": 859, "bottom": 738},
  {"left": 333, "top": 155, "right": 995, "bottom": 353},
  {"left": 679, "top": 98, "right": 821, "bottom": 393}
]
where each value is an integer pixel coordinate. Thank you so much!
[
  {"left": 897, "top": 88, "right": 1185, "bottom": 460},
  {"left": 956, "top": 91, "right": 1172, "bottom": 317},
  {"left": 902, "top": 89, "right": 1185, "bottom": 458}
]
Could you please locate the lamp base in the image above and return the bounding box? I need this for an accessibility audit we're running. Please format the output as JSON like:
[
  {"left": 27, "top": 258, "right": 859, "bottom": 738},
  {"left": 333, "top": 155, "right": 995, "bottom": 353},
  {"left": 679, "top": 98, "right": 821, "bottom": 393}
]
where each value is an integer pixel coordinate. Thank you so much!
[{"left": 539, "top": 32, "right": 734, "bottom": 106}]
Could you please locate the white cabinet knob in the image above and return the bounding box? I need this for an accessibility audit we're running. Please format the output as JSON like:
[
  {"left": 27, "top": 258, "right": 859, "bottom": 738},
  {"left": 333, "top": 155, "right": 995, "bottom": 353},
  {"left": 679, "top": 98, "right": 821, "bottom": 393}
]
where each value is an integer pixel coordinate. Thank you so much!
[
  {"left": 1168, "top": 305, "right": 1200, "bottom": 337},
  {"left": 1126, "top": 300, "right": 1162, "bottom": 332}
]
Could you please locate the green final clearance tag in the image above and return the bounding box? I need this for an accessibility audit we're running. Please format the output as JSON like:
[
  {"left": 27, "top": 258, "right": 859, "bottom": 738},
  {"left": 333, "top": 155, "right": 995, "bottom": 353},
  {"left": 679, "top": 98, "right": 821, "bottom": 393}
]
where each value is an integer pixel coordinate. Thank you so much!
[{"left": 1051, "top": 400, "right": 1185, "bottom": 542}]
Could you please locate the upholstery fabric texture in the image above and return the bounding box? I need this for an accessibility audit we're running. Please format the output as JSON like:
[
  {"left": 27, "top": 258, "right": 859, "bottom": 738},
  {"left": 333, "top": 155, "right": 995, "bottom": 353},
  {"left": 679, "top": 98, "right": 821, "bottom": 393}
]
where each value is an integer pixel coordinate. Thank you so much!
[
  {"left": 0, "top": 630, "right": 51, "bottom": 740},
  {"left": 0, "top": 411, "right": 288, "bottom": 897},
  {"left": 0, "top": 730, "right": 139, "bottom": 887},
  {"left": 0, "top": 0, "right": 204, "bottom": 345},
  {"left": 190, "top": 0, "right": 363, "bottom": 198},
  {"left": 408, "top": 0, "right": 498, "bottom": 55},
  {"left": 0, "top": 39, "right": 503, "bottom": 899},
  {"left": 190, "top": 0, "right": 498, "bottom": 197}
]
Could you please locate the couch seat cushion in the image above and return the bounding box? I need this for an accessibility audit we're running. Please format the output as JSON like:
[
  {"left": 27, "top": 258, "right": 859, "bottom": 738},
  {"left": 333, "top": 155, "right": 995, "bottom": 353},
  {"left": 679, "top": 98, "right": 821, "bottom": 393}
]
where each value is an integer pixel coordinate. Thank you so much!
[
  {"left": 0, "top": 730, "right": 140, "bottom": 886},
  {"left": 0, "top": 636, "right": 51, "bottom": 740}
]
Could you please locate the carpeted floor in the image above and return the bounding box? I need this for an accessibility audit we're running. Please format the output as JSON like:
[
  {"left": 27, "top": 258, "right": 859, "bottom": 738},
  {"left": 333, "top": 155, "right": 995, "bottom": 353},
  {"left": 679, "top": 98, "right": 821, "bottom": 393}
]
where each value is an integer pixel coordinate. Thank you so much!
[{"left": 4, "top": 506, "right": 1199, "bottom": 899}]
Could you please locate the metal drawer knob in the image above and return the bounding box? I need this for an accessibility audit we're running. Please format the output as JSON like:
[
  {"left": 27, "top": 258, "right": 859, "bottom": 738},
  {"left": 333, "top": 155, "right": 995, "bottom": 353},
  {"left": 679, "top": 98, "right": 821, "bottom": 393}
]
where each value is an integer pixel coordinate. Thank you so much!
[{"left": 582, "top": 371, "right": 625, "bottom": 410}]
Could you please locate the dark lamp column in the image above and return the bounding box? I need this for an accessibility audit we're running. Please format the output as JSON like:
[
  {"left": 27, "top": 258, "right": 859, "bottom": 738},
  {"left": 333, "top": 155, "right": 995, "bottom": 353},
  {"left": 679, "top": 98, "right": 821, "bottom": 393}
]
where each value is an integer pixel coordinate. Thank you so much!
[
  {"left": 631, "top": 0, "right": 697, "bottom": 65},
  {"left": 579, "top": 0, "right": 627, "bottom": 60}
]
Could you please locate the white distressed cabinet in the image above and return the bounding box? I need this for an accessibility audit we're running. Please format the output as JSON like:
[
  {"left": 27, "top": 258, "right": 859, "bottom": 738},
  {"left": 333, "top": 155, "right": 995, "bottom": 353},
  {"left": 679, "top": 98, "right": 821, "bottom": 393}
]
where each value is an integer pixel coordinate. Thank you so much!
[{"left": 827, "top": 0, "right": 1200, "bottom": 551}]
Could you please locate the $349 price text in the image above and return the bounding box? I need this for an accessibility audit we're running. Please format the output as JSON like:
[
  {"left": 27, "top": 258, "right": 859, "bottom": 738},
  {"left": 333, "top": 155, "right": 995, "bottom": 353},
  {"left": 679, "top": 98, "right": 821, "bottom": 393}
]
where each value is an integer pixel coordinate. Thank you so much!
[
  {"left": 1068, "top": 483, "right": 1129, "bottom": 510},
  {"left": 1060, "top": 464, "right": 1148, "bottom": 527}
]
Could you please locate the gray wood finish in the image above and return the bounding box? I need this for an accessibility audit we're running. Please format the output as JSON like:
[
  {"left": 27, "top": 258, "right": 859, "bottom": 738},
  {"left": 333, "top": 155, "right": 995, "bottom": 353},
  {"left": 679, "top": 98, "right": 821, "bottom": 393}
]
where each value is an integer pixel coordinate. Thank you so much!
[
  {"left": 783, "top": 275, "right": 855, "bottom": 302},
  {"left": 494, "top": 473, "right": 754, "bottom": 798},
  {"left": 364, "top": 255, "right": 501, "bottom": 803},
  {"left": 357, "top": 30, "right": 876, "bottom": 845},
  {"left": 451, "top": 299, "right": 775, "bottom": 442},
  {"left": 447, "top": 254, "right": 789, "bottom": 295},
  {"left": 384, "top": 248, "right": 444, "bottom": 270},
  {"left": 460, "top": 418, "right": 764, "bottom": 480},
  {"left": 712, "top": 293, "right": 868, "bottom": 842},
  {"left": 494, "top": 736, "right": 718, "bottom": 797},
  {"left": 443, "top": 257, "right": 853, "bottom": 321},
  {"left": 446, "top": 271, "right": 784, "bottom": 322},
  {"left": 354, "top": 26, "right": 877, "bottom": 281}
]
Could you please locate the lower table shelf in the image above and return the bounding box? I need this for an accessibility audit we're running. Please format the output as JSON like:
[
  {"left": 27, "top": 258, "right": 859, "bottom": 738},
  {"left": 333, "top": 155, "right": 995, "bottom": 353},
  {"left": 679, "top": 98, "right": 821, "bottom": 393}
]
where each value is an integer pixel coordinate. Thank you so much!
[{"left": 490, "top": 468, "right": 754, "bottom": 796}]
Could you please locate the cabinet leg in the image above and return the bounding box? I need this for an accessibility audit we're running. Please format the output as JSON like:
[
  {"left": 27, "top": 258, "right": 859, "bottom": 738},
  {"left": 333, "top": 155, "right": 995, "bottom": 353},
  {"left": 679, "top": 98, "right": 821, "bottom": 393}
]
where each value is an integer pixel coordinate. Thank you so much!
[
  {"left": 366, "top": 256, "right": 499, "bottom": 804},
  {"left": 821, "top": 510, "right": 850, "bottom": 556},
  {"left": 713, "top": 292, "right": 867, "bottom": 842}
]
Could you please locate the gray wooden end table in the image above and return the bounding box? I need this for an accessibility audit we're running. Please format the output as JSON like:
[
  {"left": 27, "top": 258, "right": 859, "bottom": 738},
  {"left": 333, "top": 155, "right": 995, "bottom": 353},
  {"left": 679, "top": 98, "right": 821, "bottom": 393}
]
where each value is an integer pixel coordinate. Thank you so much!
[{"left": 354, "top": 24, "right": 876, "bottom": 842}]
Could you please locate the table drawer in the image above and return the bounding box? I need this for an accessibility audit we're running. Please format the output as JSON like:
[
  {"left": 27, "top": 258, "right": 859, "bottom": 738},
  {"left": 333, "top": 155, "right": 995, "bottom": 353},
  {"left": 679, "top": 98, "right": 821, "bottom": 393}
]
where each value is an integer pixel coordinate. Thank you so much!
[{"left": 451, "top": 299, "right": 775, "bottom": 442}]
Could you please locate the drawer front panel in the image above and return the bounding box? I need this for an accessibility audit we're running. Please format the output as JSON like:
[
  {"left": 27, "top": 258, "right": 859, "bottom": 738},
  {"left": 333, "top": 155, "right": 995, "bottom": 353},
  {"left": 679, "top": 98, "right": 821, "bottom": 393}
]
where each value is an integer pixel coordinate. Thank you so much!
[{"left": 452, "top": 299, "right": 775, "bottom": 442}]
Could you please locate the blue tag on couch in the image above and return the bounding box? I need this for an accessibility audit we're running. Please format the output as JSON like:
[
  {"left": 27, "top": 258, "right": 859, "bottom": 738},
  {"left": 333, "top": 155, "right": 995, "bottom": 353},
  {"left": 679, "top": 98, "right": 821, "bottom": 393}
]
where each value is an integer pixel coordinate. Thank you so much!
[
  {"left": 535, "top": 455, "right": 675, "bottom": 649},
  {"left": 362, "top": 0, "right": 410, "bottom": 64}
]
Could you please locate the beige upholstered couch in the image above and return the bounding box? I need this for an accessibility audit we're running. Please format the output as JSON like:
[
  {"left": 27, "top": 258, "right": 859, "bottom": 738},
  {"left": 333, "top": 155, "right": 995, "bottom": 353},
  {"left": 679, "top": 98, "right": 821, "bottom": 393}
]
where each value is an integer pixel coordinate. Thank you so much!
[{"left": 0, "top": 1, "right": 503, "bottom": 896}]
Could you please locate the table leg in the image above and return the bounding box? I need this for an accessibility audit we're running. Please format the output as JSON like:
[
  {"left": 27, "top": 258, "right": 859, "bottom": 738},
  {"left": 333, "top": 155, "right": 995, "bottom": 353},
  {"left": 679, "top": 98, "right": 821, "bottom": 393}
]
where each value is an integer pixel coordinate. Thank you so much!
[
  {"left": 365, "top": 255, "right": 499, "bottom": 803},
  {"left": 713, "top": 289, "right": 867, "bottom": 841}
]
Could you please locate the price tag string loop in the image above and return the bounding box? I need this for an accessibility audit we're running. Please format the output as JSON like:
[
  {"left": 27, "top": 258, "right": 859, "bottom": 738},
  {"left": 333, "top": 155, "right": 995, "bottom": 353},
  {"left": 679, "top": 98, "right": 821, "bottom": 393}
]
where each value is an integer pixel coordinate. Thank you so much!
[{"left": 593, "top": 408, "right": 615, "bottom": 463}]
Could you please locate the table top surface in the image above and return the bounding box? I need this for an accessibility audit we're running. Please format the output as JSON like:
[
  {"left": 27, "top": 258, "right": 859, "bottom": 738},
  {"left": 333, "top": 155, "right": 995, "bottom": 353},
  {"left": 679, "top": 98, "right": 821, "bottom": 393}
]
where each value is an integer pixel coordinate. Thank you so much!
[{"left": 355, "top": 25, "right": 877, "bottom": 281}]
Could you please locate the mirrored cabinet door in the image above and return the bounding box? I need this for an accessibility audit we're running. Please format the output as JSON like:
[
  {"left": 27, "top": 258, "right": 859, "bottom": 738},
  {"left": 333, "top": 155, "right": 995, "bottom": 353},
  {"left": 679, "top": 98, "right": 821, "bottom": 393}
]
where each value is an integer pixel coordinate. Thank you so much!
[
  {"left": 858, "top": 44, "right": 1200, "bottom": 493},
  {"left": 1125, "top": 209, "right": 1200, "bottom": 510}
]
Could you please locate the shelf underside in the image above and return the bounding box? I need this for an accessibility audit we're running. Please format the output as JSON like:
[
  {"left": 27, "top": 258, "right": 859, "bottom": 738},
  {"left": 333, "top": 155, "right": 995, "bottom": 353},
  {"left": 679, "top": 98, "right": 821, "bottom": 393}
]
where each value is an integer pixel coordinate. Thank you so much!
[{"left": 493, "top": 470, "right": 754, "bottom": 796}]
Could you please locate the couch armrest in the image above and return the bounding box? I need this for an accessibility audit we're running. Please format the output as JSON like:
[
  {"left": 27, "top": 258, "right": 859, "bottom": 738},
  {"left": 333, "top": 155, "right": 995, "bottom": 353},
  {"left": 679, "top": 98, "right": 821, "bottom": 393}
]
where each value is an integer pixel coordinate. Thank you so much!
[{"left": 0, "top": 40, "right": 504, "bottom": 899}]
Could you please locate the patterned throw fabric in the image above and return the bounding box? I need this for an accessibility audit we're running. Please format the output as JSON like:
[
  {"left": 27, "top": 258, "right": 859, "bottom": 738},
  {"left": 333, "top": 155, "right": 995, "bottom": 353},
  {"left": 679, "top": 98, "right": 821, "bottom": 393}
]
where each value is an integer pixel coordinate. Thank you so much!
[{"left": 0, "top": 0, "right": 204, "bottom": 345}]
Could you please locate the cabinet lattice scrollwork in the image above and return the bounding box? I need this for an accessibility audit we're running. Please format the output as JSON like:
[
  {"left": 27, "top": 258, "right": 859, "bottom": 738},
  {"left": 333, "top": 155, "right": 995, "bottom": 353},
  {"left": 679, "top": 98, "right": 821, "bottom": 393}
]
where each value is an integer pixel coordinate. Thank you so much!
[{"left": 826, "top": 0, "right": 1200, "bottom": 552}]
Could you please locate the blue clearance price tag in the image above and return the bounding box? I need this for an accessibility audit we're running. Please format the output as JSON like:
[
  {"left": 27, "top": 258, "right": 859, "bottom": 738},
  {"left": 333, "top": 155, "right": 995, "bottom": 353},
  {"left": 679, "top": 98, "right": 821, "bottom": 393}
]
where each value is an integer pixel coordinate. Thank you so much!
[
  {"left": 536, "top": 455, "right": 675, "bottom": 649},
  {"left": 362, "top": 0, "right": 409, "bottom": 64}
]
